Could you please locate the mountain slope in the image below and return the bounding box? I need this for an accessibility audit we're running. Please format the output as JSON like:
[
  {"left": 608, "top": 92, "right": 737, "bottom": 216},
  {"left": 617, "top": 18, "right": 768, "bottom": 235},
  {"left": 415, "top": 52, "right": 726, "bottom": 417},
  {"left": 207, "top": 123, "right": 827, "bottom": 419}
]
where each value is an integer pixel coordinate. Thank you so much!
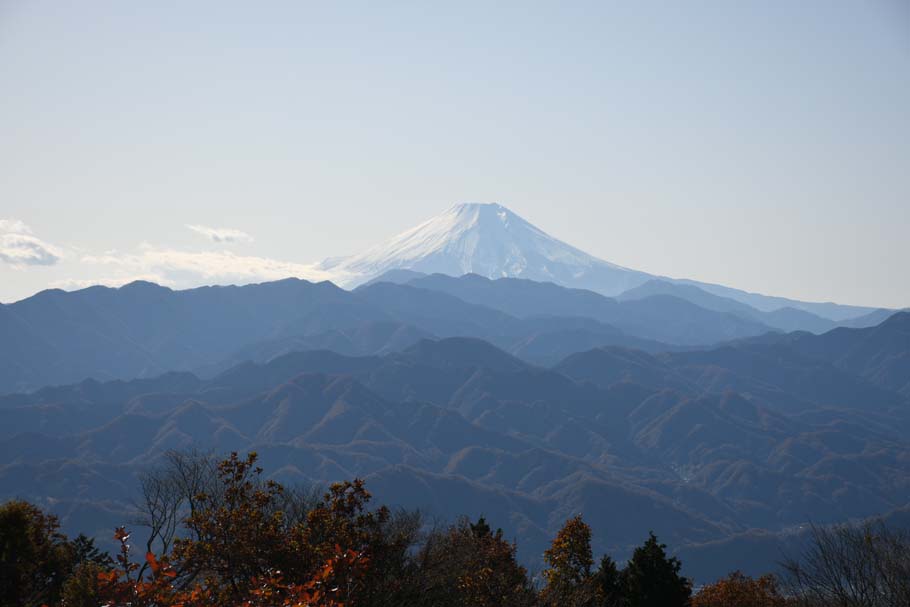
[
  {"left": 3, "top": 326, "right": 910, "bottom": 581},
  {"left": 749, "top": 311, "right": 910, "bottom": 398}
]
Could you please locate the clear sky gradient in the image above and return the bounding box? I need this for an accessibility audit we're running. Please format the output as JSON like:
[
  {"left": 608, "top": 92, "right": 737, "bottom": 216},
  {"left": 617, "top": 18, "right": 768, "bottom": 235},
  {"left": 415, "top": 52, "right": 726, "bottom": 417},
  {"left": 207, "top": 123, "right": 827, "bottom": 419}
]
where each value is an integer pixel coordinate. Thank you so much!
[{"left": 1, "top": 1, "right": 908, "bottom": 307}]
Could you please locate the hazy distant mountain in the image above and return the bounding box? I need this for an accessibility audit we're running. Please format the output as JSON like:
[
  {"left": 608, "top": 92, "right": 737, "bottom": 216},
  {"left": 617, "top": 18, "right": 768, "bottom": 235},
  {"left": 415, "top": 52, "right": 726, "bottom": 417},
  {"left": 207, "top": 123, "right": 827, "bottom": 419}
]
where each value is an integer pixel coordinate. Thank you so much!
[
  {"left": 391, "top": 273, "right": 774, "bottom": 345},
  {"left": 317, "top": 202, "right": 880, "bottom": 321},
  {"left": 2, "top": 271, "right": 791, "bottom": 393},
  {"left": 359, "top": 268, "right": 428, "bottom": 287},
  {"left": 617, "top": 279, "right": 840, "bottom": 334},
  {"left": 0, "top": 278, "right": 390, "bottom": 393},
  {"left": 617, "top": 279, "right": 761, "bottom": 318},
  {"left": 673, "top": 278, "right": 880, "bottom": 321},
  {"left": 837, "top": 307, "right": 905, "bottom": 329}
]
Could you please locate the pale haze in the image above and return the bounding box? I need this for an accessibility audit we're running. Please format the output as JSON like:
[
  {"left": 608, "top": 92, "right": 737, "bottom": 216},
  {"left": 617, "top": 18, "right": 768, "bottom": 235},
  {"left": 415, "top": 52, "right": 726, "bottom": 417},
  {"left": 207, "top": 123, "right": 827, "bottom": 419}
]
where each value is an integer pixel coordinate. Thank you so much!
[{"left": 1, "top": 0, "right": 908, "bottom": 307}]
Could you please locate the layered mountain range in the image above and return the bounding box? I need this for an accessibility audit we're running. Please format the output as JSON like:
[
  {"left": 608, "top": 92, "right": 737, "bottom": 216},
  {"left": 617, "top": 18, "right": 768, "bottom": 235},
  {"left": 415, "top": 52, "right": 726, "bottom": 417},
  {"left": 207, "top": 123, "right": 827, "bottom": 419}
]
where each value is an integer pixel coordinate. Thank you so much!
[
  {"left": 1, "top": 202, "right": 907, "bottom": 583},
  {"left": 0, "top": 271, "right": 896, "bottom": 395},
  {"left": 1, "top": 202, "right": 895, "bottom": 395}
]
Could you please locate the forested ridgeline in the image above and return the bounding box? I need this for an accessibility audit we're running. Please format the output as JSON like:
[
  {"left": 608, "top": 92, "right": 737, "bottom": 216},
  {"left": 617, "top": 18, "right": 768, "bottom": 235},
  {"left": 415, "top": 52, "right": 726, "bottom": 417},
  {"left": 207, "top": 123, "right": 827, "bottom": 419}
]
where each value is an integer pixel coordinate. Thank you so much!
[{"left": 2, "top": 451, "right": 908, "bottom": 607}]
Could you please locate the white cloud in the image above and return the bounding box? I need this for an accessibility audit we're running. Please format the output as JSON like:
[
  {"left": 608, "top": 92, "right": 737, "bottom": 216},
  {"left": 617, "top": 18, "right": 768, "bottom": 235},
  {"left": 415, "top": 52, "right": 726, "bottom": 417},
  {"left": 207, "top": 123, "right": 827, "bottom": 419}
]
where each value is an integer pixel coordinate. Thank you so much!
[
  {"left": 186, "top": 224, "right": 254, "bottom": 244},
  {"left": 0, "top": 219, "right": 33, "bottom": 234},
  {"left": 0, "top": 219, "right": 63, "bottom": 267},
  {"left": 81, "top": 246, "right": 337, "bottom": 288}
]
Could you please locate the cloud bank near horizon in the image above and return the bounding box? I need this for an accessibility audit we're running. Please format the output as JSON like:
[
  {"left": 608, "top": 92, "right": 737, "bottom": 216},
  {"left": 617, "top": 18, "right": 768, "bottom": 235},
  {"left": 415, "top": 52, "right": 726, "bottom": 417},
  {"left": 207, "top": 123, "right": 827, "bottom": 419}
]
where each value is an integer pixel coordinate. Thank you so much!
[
  {"left": 76, "top": 244, "right": 333, "bottom": 291},
  {"left": 0, "top": 219, "right": 63, "bottom": 267},
  {"left": 186, "top": 224, "right": 254, "bottom": 244},
  {"left": 2, "top": 220, "right": 341, "bottom": 300}
]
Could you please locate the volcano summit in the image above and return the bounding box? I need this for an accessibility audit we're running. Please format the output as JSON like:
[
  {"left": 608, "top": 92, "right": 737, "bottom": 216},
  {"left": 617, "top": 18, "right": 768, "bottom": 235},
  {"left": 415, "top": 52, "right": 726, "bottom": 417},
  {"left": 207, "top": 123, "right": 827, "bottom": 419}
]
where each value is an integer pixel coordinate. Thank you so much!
[{"left": 318, "top": 202, "right": 874, "bottom": 321}]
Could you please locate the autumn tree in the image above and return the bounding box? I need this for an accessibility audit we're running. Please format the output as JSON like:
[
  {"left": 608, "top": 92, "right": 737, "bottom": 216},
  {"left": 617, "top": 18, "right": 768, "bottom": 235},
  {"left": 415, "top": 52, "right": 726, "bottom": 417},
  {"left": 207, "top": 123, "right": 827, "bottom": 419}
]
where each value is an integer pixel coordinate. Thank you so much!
[
  {"left": 134, "top": 452, "right": 411, "bottom": 606},
  {"left": 171, "top": 451, "right": 292, "bottom": 602},
  {"left": 96, "top": 452, "right": 378, "bottom": 607},
  {"left": 541, "top": 514, "right": 597, "bottom": 607},
  {"left": 297, "top": 479, "right": 384, "bottom": 571},
  {"left": 692, "top": 571, "right": 786, "bottom": 607},
  {"left": 95, "top": 523, "right": 364, "bottom": 607},
  {"left": 622, "top": 532, "right": 691, "bottom": 607},
  {"left": 417, "top": 516, "right": 536, "bottom": 607},
  {"left": 61, "top": 562, "right": 106, "bottom": 607},
  {"left": 297, "top": 478, "right": 420, "bottom": 606}
]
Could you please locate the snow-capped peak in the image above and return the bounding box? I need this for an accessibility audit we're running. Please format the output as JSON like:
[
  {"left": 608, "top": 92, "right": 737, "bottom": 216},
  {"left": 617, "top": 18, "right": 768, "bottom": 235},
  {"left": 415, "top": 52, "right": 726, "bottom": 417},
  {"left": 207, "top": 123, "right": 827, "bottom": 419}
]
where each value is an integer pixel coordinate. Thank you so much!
[{"left": 321, "top": 202, "right": 649, "bottom": 294}]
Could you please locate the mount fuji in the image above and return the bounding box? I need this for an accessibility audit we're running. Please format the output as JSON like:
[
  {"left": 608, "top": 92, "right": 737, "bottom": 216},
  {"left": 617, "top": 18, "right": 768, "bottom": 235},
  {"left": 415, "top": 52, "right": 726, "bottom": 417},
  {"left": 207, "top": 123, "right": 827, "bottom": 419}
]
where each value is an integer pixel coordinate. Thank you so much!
[
  {"left": 318, "top": 202, "right": 875, "bottom": 321},
  {"left": 320, "top": 202, "right": 650, "bottom": 296}
]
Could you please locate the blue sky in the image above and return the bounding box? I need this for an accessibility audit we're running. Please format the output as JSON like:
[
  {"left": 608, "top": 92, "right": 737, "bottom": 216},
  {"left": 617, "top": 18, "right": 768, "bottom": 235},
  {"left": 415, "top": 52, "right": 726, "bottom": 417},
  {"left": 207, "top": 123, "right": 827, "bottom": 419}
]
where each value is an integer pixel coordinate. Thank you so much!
[{"left": 1, "top": 0, "right": 908, "bottom": 307}]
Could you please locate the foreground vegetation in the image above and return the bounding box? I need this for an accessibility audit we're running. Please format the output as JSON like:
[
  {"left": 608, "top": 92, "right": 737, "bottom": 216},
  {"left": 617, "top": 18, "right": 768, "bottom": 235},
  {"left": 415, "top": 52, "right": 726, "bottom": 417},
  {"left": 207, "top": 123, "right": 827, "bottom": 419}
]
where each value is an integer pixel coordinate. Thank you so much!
[{"left": 1, "top": 451, "right": 908, "bottom": 607}]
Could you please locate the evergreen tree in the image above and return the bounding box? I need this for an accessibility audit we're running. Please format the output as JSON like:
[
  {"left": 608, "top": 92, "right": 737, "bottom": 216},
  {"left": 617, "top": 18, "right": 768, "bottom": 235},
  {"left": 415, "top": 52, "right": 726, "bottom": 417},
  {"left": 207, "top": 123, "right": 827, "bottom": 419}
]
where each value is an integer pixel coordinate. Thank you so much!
[
  {"left": 60, "top": 562, "right": 105, "bottom": 607},
  {"left": 71, "top": 533, "right": 114, "bottom": 568},
  {"left": 0, "top": 500, "right": 75, "bottom": 607},
  {"left": 622, "top": 532, "right": 691, "bottom": 607},
  {"left": 470, "top": 515, "right": 494, "bottom": 538},
  {"left": 593, "top": 554, "right": 623, "bottom": 606}
]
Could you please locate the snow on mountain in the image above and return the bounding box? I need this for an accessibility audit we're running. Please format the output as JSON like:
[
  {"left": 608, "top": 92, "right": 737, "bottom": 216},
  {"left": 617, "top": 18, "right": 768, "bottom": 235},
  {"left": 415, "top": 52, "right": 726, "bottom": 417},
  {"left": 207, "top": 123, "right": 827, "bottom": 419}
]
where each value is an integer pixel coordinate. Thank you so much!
[
  {"left": 320, "top": 203, "right": 653, "bottom": 295},
  {"left": 316, "top": 202, "right": 878, "bottom": 321}
]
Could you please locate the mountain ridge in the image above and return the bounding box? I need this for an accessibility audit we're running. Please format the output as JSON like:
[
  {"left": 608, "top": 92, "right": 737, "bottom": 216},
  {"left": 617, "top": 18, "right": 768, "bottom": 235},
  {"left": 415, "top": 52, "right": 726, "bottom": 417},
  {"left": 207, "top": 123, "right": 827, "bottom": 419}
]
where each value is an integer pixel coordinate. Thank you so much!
[{"left": 2, "top": 271, "right": 794, "bottom": 394}]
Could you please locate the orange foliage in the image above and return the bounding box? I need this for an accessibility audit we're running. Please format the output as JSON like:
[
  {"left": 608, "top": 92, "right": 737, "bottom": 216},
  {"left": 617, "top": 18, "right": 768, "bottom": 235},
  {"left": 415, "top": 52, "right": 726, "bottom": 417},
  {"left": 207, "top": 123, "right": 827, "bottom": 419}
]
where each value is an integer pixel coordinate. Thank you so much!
[
  {"left": 540, "top": 514, "right": 595, "bottom": 606},
  {"left": 93, "top": 453, "right": 376, "bottom": 607},
  {"left": 692, "top": 570, "right": 787, "bottom": 607},
  {"left": 96, "top": 526, "right": 365, "bottom": 607}
]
